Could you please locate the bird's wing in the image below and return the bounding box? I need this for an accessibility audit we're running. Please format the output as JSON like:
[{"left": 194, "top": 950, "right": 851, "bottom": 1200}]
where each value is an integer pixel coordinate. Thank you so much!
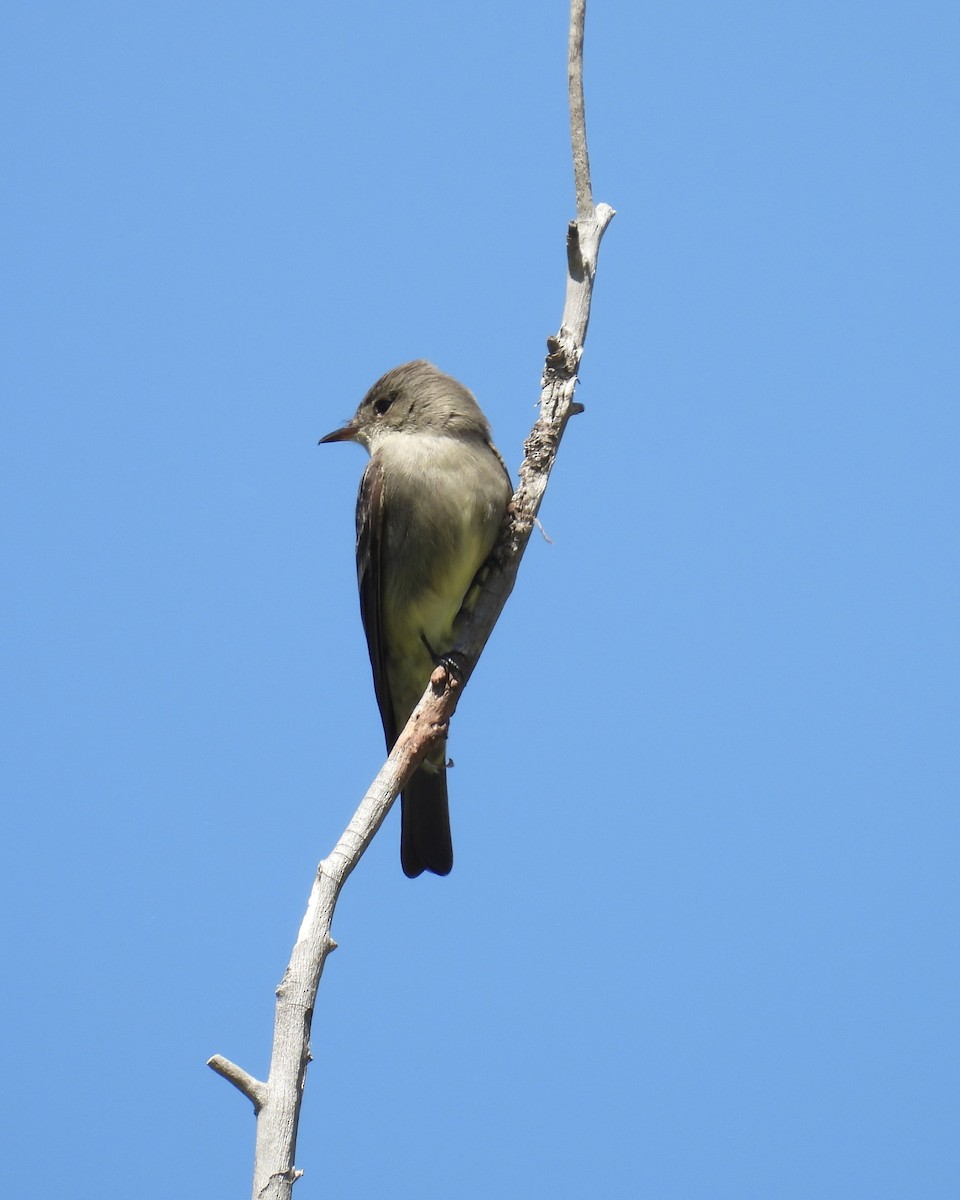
[
  {"left": 356, "top": 456, "right": 397, "bottom": 749},
  {"left": 488, "top": 438, "right": 513, "bottom": 492}
]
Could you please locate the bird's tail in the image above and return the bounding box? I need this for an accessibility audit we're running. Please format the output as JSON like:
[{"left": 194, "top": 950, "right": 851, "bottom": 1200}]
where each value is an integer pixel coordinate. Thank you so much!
[{"left": 400, "top": 764, "right": 453, "bottom": 877}]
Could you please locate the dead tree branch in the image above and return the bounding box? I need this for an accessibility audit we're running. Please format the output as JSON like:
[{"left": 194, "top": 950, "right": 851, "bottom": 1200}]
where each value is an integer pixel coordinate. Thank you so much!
[{"left": 208, "top": 3, "right": 614, "bottom": 1196}]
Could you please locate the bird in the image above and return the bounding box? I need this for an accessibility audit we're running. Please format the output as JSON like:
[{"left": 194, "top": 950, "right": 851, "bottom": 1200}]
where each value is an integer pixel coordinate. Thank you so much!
[{"left": 320, "top": 361, "right": 512, "bottom": 876}]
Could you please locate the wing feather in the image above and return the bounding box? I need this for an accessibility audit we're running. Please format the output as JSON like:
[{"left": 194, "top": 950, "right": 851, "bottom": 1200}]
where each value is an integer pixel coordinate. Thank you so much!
[{"left": 356, "top": 457, "right": 396, "bottom": 749}]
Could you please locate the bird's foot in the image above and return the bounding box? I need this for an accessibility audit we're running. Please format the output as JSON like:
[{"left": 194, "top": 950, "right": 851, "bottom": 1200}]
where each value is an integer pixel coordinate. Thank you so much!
[
  {"left": 421, "top": 635, "right": 467, "bottom": 692},
  {"left": 437, "top": 650, "right": 467, "bottom": 690}
]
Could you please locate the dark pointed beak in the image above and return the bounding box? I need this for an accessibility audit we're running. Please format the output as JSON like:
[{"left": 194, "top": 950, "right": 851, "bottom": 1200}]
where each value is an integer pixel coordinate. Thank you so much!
[{"left": 318, "top": 420, "right": 359, "bottom": 445}]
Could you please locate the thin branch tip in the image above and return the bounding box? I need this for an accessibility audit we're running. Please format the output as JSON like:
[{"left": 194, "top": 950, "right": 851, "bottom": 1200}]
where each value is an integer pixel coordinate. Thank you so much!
[{"left": 207, "top": 1054, "right": 268, "bottom": 1110}]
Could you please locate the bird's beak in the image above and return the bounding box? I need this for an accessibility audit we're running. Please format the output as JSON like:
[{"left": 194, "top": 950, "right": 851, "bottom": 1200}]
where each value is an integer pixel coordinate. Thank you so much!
[{"left": 318, "top": 420, "right": 359, "bottom": 445}]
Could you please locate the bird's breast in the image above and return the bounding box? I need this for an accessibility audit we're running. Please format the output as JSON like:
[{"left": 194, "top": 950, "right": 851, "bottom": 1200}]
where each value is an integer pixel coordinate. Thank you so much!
[{"left": 377, "top": 433, "right": 507, "bottom": 650}]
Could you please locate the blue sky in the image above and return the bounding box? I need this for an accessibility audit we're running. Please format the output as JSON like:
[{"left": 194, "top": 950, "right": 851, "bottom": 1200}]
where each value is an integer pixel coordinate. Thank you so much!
[{"left": 2, "top": 2, "right": 958, "bottom": 1196}]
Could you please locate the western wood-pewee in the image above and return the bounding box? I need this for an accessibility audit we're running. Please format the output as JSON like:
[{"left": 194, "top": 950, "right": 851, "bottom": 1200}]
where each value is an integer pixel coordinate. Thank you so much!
[{"left": 320, "top": 360, "right": 511, "bottom": 877}]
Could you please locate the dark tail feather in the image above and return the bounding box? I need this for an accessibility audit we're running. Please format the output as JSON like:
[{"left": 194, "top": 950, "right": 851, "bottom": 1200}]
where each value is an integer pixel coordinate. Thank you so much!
[{"left": 400, "top": 766, "right": 453, "bottom": 878}]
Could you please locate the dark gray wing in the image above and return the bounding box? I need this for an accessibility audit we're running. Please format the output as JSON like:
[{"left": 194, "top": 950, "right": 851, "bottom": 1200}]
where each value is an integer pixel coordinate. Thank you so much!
[
  {"left": 356, "top": 455, "right": 453, "bottom": 878},
  {"left": 356, "top": 456, "right": 397, "bottom": 749}
]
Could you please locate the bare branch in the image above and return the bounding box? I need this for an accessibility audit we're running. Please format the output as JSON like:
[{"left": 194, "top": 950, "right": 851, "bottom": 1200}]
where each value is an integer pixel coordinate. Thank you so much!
[
  {"left": 209, "top": 3, "right": 614, "bottom": 1196},
  {"left": 206, "top": 1056, "right": 268, "bottom": 1112},
  {"left": 569, "top": 0, "right": 593, "bottom": 222}
]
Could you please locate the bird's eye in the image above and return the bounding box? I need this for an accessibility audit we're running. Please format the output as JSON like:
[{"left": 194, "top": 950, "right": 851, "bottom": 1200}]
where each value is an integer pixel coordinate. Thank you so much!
[{"left": 373, "top": 392, "right": 397, "bottom": 416}]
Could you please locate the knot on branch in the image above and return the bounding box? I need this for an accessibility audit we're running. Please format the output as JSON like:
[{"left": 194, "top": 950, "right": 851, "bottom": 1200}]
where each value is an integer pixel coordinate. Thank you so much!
[
  {"left": 522, "top": 422, "right": 559, "bottom": 474},
  {"left": 566, "top": 220, "right": 585, "bottom": 281},
  {"left": 544, "top": 330, "right": 582, "bottom": 380}
]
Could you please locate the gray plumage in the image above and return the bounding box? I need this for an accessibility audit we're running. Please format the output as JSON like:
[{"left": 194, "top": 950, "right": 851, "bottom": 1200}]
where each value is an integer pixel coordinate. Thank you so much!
[{"left": 320, "top": 361, "right": 511, "bottom": 876}]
